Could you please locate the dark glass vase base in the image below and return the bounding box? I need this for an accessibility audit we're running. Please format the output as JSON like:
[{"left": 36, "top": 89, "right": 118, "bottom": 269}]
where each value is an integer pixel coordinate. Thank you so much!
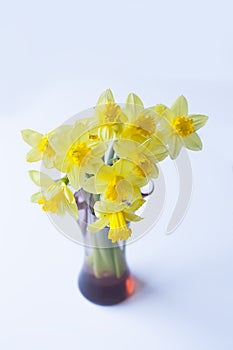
[{"left": 78, "top": 268, "right": 135, "bottom": 306}]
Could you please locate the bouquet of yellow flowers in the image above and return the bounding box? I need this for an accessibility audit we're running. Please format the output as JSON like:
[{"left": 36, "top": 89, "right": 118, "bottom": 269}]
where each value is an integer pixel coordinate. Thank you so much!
[{"left": 21, "top": 89, "right": 208, "bottom": 305}]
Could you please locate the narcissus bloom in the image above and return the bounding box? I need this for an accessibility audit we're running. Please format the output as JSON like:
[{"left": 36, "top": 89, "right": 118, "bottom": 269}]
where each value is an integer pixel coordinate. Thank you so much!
[
  {"left": 50, "top": 122, "right": 106, "bottom": 190},
  {"left": 94, "top": 89, "right": 127, "bottom": 140},
  {"left": 114, "top": 136, "right": 168, "bottom": 180},
  {"left": 87, "top": 199, "right": 145, "bottom": 242},
  {"left": 119, "top": 93, "right": 160, "bottom": 143},
  {"left": 21, "top": 129, "right": 55, "bottom": 168},
  {"left": 29, "top": 170, "right": 78, "bottom": 218},
  {"left": 155, "top": 95, "right": 208, "bottom": 159},
  {"left": 22, "top": 89, "right": 208, "bottom": 246},
  {"left": 82, "top": 158, "right": 145, "bottom": 204}
]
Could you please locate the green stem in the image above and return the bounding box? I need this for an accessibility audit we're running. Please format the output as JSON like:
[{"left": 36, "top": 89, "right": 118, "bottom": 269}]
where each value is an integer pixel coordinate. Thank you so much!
[
  {"left": 92, "top": 247, "right": 102, "bottom": 278},
  {"left": 113, "top": 248, "right": 121, "bottom": 278},
  {"left": 105, "top": 142, "right": 115, "bottom": 165},
  {"left": 85, "top": 142, "right": 126, "bottom": 279},
  {"left": 60, "top": 176, "right": 69, "bottom": 185},
  {"left": 113, "top": 246, "right": 127, "bottom": 278},
  {"left": 97, "top": 230, "right": 116, "bottom": 276},
  {"left": 86, "top": 229, "right": 127, "bottom": 279}
]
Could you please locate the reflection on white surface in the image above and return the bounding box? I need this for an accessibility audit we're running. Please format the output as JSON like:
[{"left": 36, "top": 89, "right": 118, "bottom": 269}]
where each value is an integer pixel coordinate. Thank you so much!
[{"left": 1, "top": 0, "right": 233, "bottom": 349}]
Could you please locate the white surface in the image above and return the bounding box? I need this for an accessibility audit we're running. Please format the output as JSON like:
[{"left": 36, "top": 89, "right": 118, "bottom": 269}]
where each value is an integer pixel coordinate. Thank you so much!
[{"left": 1, "top": 1, "right": 233, "bottom": 349}]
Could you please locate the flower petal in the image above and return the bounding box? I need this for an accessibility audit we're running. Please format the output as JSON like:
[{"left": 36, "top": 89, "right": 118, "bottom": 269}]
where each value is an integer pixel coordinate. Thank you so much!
[
  {"left": 125, "top": 212, "right": 143, "bottom": 222},
  {"left": 96, "top": 164, "right": 114, "bottom": 182},
  {"left": 21, "top": 129, "right": 43, "bottom": 147},
  {"left": 63, "top": 184, "right": 75, "bottom": 203},
  {"left": 49, "top": 125, "right": 73, "bottom": 154},
  {"left": 108, "top": 226, "right": 132, "bottom": 242},
  {"left": 183, "top": 132, "right": 203, "bottom": 151},
  {"left": 124, "top": 93, "right": 144, "bottom": 120},
  {"left": 154, "top": 104, "right": 169, "bottom": 117},
  {"left": 31, "top": 191, "right": 42, "bottom": 203},
  {"left": 67, "top": 165, "right": 80, "bottom": 190},
  {"left": 171, "top": 95, "right": 188, "bottom": 116},
  {"left": 149, "top": 162, "right": 159, "bottom": 178},
  {"left": 91, "top": 143, "right": 107, "bottom": 158},
  {"left": 87, "top": 217, "right": 109, "bottom": 233},
  {"left": 168, "top": 134, "right": 182, "bottom": 159},
  {"left": 115, "top": 179, "right": 134, "bottom": 202},
  {"left": 124, "top": 198, "right": 145, "bottom": 213},
  {"left": 42, "top": 154, "right": 55, "bottom": 169},
  {"left": 189, "top": 114, "right": 208, "bottom": 131},
  {"left": 113, "top": 139, "right": 138, "bottom": 158},
  {"left": 94, "top": 200, "right": 126, "bottom": 214},
  {"left": 83, "top": 144, "right": 107, "bottom": 174},
  {"left": 142, "top": 135, "right": 168, "bottom": 161},
  {"left": 97, "top": 89, "right": 115, "bottom": 105},
  {"left": 43, "top": 183, "right": 60, "bottom": 199},
  {"left": 28, "top": 170, "right": 54, "bottom": 187},
  {"left": 113, "top": 158, "right": 135, "bottom": 178},
  {"left": 63, "top": 201, "right": 78, "bottom": 219},
  {"left": 125, "top": 93, "right": 144, "bottom": 108},
  {"left": 82, "top": 176, "right": 106, "bottom": 194},
  {"left": 71, "top": 121, "right": 88, "bottom": 142},
  {"left": 26, "top": 148, "right": 42, "bottom": 162}
]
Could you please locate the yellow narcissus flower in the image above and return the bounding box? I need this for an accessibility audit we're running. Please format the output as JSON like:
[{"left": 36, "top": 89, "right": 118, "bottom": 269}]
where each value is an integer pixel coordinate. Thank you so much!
[
  {"left": 155, "top": 96, "right": 208, "bottom": 159},
  {"left": 29, "top": 170, "right": 78, "bottom": 218},
  {"left": 82, "top": 158, "right": 146, "bottom": 204},
  {"left": 87, "top": 199, "right": 145, "bottom": 242},
  {"left": 113, "top": 136, "right": 168, "bottom": 180},
  {"left": 49, "top": 122, "right": 106, "bottom": 190},
  {"left": 119, "top": 93, "right": 160, "bottom": 143},
  {"left": 94, "top": 89, "right": 127, "bottom": 140},
  {"left": 21, "top": 129, "right": 55, "bottom": 168}
]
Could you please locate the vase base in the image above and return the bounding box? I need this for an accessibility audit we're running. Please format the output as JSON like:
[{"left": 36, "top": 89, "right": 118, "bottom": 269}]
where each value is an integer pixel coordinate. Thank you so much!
[{"left": 78, "top": 269, "right": 135, "bottom": 306}]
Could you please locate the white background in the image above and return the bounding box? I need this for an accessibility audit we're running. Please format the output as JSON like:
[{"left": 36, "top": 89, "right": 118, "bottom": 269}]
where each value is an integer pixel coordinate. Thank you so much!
[{"left": 1, "top": 0, "right": 233, "bottom": 349}]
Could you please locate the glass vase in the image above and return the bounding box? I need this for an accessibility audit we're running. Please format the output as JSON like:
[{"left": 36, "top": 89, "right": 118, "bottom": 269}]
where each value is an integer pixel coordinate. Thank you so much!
[{"left": 75, "top": 190, "right": 135, "bottom": 306}]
